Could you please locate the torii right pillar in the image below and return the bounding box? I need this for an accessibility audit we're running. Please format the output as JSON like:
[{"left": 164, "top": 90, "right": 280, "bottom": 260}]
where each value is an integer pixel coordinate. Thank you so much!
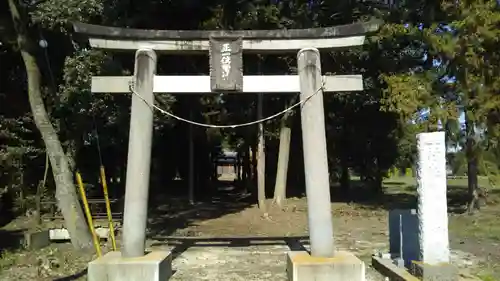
[{"left": 286, "top": 48, "right": 366, "bottom": 281}]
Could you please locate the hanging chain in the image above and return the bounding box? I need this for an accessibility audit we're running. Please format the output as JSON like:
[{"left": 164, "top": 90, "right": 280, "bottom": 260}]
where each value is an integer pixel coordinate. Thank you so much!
[{"left": 127, "top": 79, "right": 325, "bottom": 129}]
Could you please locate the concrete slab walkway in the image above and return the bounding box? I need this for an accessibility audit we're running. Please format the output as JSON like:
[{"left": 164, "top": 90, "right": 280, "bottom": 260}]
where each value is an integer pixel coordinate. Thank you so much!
[{"left": 148, "top": 244, "right": 386, "bottom": 281}]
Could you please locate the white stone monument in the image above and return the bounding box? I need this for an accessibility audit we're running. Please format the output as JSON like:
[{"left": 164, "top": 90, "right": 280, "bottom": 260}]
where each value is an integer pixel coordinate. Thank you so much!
[
  {"left": 416, "top": 131, "right": 450, "bottom": 264},
  {"left": 414, "top": 131, "right": 457, "bottom": 280}
]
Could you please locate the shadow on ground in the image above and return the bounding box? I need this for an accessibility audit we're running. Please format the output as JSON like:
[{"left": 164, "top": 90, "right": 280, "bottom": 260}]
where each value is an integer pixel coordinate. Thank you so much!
[
  {"left": 0, "top": 229, "right": 26, "bottom": 252},
  {"left": 326, "top": 179, "right": 418, "bottom": 210},
  {"left": 146, "top": 179, "right": 254, "bottom": 238},
  {"left": 150, "top": 236, "right": 310, "bottom": 259},
  {"left": 0, "top": 191, "right": 16, "bottom": 228},
  {"left": 52, "top": 269, "right": 87, "bottom": 281},
  {"left": 447, "top": 185, "right": 472, "bottom": 214},
  {"left": 324, "top": 179, "right": 480, "bottom": 214}
]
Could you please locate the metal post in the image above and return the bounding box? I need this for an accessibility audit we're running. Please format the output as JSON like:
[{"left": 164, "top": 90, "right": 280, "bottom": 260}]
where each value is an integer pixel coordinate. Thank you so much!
[
  {"left": 297, "top": 48, "right": 335, "bottom": 258},
  {"left": 122, "top": 49, "right": 157, "bottom": 258}
]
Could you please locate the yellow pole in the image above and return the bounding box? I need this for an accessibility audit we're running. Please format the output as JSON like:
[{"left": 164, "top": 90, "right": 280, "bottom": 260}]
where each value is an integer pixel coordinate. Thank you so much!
[
  {"left": 76, "top": 172, "right": 102, "bottom": 257},
  {"left": 100, "top": 166, "right": 117, "bottom": 251}
]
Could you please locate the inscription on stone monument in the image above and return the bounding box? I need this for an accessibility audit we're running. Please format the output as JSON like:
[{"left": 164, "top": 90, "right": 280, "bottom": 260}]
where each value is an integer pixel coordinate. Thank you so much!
[{"left": 416, "top": 131, "right": 450, "bottom": 265}]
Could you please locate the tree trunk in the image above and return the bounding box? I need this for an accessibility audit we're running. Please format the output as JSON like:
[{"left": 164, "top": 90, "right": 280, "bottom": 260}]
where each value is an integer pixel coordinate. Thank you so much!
[
  {"left": 273, "top": 124, "right": 291, "bottom": 208},
  {"left": 8, "top": 0, "right": 93, "bottom": 250},
  {"left": 273, "top": 98, "right": 295, "bottom": 208},
  {"left": 251, "top": 143, "right": 257, "bottom": 183},
  {"left": 257, "top": 93, "right": 267, "bottom": 212},
  {"left": 188, "top": 110, "right": 194, "bottom": 204},
  {"left": 466, "top": 152, "right": 479, "bottom": 213},
  {"left": 339, "top": 121, "right": 351, "bottom": 197},
  {"left": 465, "top": 112, "right": 480, "bottom": 214},
  {"left": 340, "top": 157, "right": 350, "bottom": 197},
  {"left": 242, "top": 144, "right": 251, "bottom": 194},
  {"left": 373, "top": 156, "right": 384, "bottom": 195},
  {"left": 235, "top": 148, "right": 241, "bottom": 182}
]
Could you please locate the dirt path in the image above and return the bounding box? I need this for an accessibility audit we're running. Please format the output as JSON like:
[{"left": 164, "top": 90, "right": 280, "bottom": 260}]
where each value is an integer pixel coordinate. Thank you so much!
[
  {"left": 0, "top": 193, "right": 496, "bottom": 280},
  {"left": 144, "top": 197, "right": 489, "bottom": 280}
]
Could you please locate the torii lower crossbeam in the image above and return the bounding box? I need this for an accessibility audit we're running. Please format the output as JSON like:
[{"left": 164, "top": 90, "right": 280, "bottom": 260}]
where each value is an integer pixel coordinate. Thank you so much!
[{"left": 91, "top": 75, "right": 363, "bottom": 94}]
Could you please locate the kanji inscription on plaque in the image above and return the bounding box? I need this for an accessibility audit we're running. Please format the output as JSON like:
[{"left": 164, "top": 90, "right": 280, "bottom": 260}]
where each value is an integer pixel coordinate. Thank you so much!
[{"left": 209, "top": 37, "right": 243, "bottom": 92}]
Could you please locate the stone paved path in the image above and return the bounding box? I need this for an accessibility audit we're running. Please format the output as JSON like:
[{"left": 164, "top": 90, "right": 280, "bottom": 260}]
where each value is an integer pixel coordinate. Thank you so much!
[{"left": 149, "top": 244, "right": 386, "bottom": 281}]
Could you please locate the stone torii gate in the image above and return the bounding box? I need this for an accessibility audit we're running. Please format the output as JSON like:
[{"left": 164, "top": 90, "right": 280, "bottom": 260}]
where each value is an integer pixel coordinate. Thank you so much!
[{"left": 73, "top": 20, "right": 381, "bottom": 281}]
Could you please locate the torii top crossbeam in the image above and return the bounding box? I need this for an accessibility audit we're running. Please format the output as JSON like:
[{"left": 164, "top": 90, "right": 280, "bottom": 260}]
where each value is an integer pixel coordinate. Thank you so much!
[
  {"left": 73, "top": 20, "right": 382, "bottom": 93},
  {"left": 72, "top": 20, "right": 382, "bottom": 53}
]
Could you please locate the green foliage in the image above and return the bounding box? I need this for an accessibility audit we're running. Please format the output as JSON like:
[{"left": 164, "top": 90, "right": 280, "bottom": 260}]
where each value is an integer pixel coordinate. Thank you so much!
[
  {"left": 0, "top": 95, "right": 44, "bottom": 210},
  {"left": 31, "top": 0, "right": 104, "bottom": 30},
  {"left": 380, "top": 0, "right": 500, "bottom": 189},
  {"left": 1, "top": 0, "right": 500, "bottom": 208}
]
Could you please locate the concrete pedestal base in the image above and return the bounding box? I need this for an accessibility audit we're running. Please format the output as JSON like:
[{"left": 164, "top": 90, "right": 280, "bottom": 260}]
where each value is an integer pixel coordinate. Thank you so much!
[
  {"left": 411, "top": 261, "right": 458, "bottom": 281},
  {"left": 88, "top": 251, "right": 172, "bottom": 281},
  {"left": 286, "top": 251, "right": 365, "bottom": 281}
]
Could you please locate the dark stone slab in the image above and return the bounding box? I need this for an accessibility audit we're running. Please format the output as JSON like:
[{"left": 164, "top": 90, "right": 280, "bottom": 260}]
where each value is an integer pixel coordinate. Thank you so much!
[
  {"left": 388, "top": 209, "right": 420, "bottom": 267},
  {"left": 24, "top": 230, "right": 50, "bottom": 250}
]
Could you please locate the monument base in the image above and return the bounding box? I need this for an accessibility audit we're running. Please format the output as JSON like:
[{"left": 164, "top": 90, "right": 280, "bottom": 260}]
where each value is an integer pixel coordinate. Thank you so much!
[
  {"left": 411, "top": 261, "right": 458, "bottom": 281},
  {"left": 88, "top": 251, "right": 172, "bottom": 281},
  {"left": 286, "top": 251, "right": 365, "bottom": 281}
]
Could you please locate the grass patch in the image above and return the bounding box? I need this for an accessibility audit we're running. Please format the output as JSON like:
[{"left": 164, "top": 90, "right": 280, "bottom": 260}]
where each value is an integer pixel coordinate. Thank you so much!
[
  {"left": 0, "top": 250, "right": 18, "bottom": 271},
  {"left": 477, "top": 274, "right": 500, "bottom": 281},
  {"left": 384, "top": 175, "right": 500, "bottom": 242},
  {"left": 383, "top": 176, "right": 491, "bottom": 190},
  {"left": 449, "top": 210, "right": 500, "bottom": 241},
  {"left": 476, "top": 263, "right": 500, "bottom": 281}
]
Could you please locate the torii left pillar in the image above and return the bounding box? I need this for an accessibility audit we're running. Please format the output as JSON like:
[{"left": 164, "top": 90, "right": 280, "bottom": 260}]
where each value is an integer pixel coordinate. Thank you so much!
[{"left": 87, "top": 49, "right": 173, "bottom": 281}]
